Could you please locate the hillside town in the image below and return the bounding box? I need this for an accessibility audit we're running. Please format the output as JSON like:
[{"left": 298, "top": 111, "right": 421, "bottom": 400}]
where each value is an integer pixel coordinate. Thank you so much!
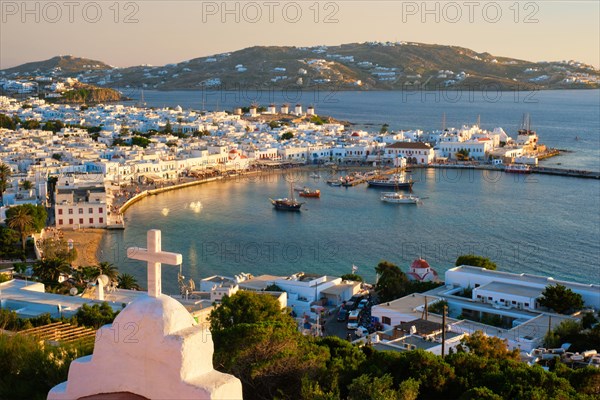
[{"left": 0, "top": 95, "right": 553, "bottom": 229}]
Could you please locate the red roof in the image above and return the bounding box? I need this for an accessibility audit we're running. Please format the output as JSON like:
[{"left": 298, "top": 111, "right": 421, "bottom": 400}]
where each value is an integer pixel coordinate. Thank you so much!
[{"left": 411, "top": 258, "right": 431, "bottom": 269}]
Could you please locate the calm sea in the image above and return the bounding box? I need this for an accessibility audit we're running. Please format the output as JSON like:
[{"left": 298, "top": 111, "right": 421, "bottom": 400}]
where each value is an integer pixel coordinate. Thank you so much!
[{"left": 101, "top": 90, "right": 600, "bottom": 294}]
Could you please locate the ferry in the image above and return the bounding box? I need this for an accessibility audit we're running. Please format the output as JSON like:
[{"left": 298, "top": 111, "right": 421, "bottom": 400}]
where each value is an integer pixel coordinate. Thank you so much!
[
  {"left": 505, "top": 164, "right": 531, "bottom": 174},
  {"left": 380, "top": 192, "right": 420, "bottom": 204},
  {"left": 367, "top": 174, "right": 414, "bottom": 189}
]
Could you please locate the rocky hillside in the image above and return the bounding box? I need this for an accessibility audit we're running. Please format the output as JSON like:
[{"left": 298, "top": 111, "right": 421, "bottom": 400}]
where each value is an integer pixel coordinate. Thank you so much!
[{"left": 3, "top": 43, "right": 598, "bottom": 91}]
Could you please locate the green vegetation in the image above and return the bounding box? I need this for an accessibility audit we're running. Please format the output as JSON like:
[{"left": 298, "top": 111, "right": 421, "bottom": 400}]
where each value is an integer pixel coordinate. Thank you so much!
[
  {"left": 0, "top": 226, "right": 22, "bottom": 259},
  {"left": 310, "top": 115, "right": 325, "bottom": 125},
  {"left": 0, "top": 333, "right": 93, "bottom": 400},
  {"left": 280, "top": 131, "right": 294, "bottom": 140},
  {"left": 0, "top": 161, "right": 11, "bottom": 204},
  {"left": 73, "top": 303, "right": 119, "bottom": 329},
  {"left": 538, "top": 284, "right": 584, "bottom": 314},
  {"left": 380, "top": 123, "right": 389, "bottom": 134},
  {"left": 455, "top": 254, "right": 497, "bottom": 270},
  {"left": 544, "top": 318, "right": 600, "bottom": 352},
  {"left": 340, "top": 273, "right": 363, "bottom": 282},
  {"left": 0, "top": 114, "right": 20, "bottom": 130},
  {"left": 117, "top": 273, "right": 141, "bottom": 290},
  {"left": 455, "top": 149, "right": 470, "bottom": 161},
  {"left": 131, "top": 135, "right": 151, "bottom": 148}
]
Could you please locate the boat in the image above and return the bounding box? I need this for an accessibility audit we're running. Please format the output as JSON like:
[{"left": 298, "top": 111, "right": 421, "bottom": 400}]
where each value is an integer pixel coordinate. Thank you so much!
[
  {"left": 327, "top": 178, "right": 342, "bottom": 186},
  {"left": 367, "top": 174, "right": 414, "bottom": 189},
  {"left": 309, "top": 172, "right": 321, "bottom": 179},
  {"left": 505, "top": 164, "right": 531, "bottom": 174},
  {"left": 380, "top": 192, "right": 420, "bottom": 204},
  {"left": 270, "top": 182, "right": 304, "bottom": 211},
  {"left": 299, "top": 188, "right": 320, "bottom": 198}
]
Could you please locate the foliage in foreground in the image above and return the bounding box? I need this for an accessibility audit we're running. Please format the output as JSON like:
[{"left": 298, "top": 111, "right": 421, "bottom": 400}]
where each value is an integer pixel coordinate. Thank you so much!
[
  {"left": 209, "top": 291, "right": 600, "bottom": 400},
  {"left": 0, "top": 333, "right": 93, "bottom": 400}
]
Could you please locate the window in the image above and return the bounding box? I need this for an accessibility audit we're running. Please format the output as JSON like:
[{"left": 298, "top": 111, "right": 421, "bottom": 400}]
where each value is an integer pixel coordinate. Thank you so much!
[
  {"left": 99, "top": 217, "right": 104, "bottom": 224},
  {"left": 99, "top": 207, "right": 103, "bottom": 213},
  {"left": 382, "top": 316, "right": 391, "bottom": 325},
  {"left": 58, "top": 209, "right": 63, "bottom": 215},
  {"left": 58, "top": 219, "right": 63, "bottom": 225},
  {"left": 488, "top": 297, "right": 492, "bottom": 301},
  {"left": 89, "top": 208, "right": 93, "bottom": 213},
  {"left": 79, "top": 218, "right": 83, "bottom": 224},
  {"left": 68, "top": 218, "right": 73, "bottom": 225},
  {"left": 89, "top": 218, "right": 94, "bottom": 224},
  {"left": 524, "top": 303, "right": 529, "bottom": 307},
  {"left": 78, "top": 208, "right": 83, "bottom": 214},
  {"left": 68, "top": 209, "right": 73, "bottom": 215},
  {"left": 512, "top": 300, "right": 517, "bottom": 304}
]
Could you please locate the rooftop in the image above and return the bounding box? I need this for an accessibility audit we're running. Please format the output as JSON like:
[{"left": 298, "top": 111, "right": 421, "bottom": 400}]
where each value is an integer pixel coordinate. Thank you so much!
[{"left": 475, "top": 281, "right": 544, "bottom": 298}]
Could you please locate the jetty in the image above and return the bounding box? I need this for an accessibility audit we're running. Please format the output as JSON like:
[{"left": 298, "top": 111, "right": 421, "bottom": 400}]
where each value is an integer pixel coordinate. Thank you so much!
[{"left": 413, "top": 164, "right": 600, "bottom": 180}]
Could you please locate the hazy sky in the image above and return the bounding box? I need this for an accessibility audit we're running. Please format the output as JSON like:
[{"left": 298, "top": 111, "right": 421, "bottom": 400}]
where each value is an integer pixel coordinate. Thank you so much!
[{"left": 1, "top": 1, "right": 598, "bottom": 69}]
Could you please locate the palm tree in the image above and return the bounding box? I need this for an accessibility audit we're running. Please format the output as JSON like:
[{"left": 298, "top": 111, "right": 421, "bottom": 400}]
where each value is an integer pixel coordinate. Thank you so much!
[
  {"left": 73, "top": 265, "right": 101, "bottom": 286},
  {"left": 6, "top": 207, "right": 34, "bottom": 250},
  {"left": 118, "top": 273, "right": 141, "bottom": 290},
  {"left": 32, "top": 257, "right": 71, "bottom": 284},
  {"left": 20, "top": 180, "right": 33, "bottom": 191},
  {"left": 97, "top": 261, "right": 119, "bottom": 282},
  {"left": 0, "top": 162, "right": 11, "bottom": 205}
]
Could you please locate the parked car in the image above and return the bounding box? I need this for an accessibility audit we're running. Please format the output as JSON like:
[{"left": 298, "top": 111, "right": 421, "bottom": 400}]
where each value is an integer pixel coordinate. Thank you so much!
[
  {"left": 337, "top": 308, "right": 349, "bottom": 322},
  {"left": 357, "top": 299, "right": 369, "bottom": 310},
  {"left": 347, "top": 310, "right": 361, "bottom": 330}
]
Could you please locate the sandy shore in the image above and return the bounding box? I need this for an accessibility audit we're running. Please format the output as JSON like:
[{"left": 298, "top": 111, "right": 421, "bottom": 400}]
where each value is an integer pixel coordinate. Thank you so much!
[{"left": 61, "top": 228, "right": 105, "bottom": 267}]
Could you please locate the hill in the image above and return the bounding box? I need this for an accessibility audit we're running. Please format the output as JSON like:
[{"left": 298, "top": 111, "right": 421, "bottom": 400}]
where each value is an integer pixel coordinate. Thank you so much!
[{"left": 3, "top": 43, "right": 598, "bottom": 92}]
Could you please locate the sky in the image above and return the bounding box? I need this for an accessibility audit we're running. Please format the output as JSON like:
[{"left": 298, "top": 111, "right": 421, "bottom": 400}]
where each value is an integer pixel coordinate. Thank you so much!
[{"left": 0, "top": 1, "right": 599, "bottom": 69}]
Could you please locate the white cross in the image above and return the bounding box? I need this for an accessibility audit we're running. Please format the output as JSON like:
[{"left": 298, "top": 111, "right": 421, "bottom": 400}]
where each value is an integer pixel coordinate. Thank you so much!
[{"left": 126, "top": 229, "right": 182, "bottom": 298}]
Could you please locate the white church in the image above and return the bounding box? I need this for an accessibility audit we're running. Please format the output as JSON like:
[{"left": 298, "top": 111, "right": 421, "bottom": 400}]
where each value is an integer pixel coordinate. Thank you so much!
[{"left": 48, "top": 230, "right": 243, "bottom": 400}]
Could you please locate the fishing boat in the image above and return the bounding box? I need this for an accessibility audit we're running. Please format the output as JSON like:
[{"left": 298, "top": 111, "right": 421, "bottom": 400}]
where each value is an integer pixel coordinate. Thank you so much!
[
  {"left": 299, "top": 188, "right": 320, "bottom": 198},
  {"left": 327, "top": 178, "right": 343, "bottom": 186},
  {"left": 380, "top": 192, "right": 420, "bottom": 204},
  {"left": 505, "top": 164, "right": 531, "bottom": 174},
  {"left": 367, "top": 174, "right": 414, "bottom": 189},
  {"left": 309, "top": 172, "right": 321, "bottom": 179},
  {"left": 270, "top": 182, "right": 304, "bottom": 211}
]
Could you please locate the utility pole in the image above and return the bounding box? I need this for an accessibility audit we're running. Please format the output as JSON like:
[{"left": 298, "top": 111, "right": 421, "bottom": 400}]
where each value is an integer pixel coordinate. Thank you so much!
[{"left": 441, "top": 305, "right": 447, "bottom": 358}]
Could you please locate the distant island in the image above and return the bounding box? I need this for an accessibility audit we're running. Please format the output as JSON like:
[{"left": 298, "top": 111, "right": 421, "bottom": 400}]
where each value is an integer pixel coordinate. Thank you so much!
[{"left": 1, "top": 42, "right": 598, "bottom": 96}]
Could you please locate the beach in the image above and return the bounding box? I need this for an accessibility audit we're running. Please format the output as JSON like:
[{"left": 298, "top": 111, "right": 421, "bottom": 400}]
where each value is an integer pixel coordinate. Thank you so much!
[{"left": 61, "top": 228, "right": 105, "bottom": 267}]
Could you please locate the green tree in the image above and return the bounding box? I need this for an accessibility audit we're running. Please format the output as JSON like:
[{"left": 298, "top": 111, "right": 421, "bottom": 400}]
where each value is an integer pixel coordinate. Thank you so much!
[
  {"left": 32, "top": 257, "right": 71, "bottom": 284},
  {"left": 0, "top": 333, "right": 93, "bottom": 399},
  {"left": 348, "top": 374, "right": 398, "bottom": 400},
  {"left": 375, "top": 260, "right": 409, "bottom": 303},
  {"left": 6, "top": 204, "right": 47, "bottom": 232},
  {"left": 456, "top": 330, "right": 519, "bottom": 360},
  {"left": 0, "top": 113, "right": 17, "bottom": 130},
  {"left": 380, "top": 123, "right": 389, "bottom": 134},
  {"left": 22, "top": 119, "right": 41, "bottom": 129},
  {"left": 397, "top": 378, "right": 420, "bottom": 400},
  {"left": 131, "top": 136, "right": 151, "bottom": 148},
  {"left": 538, "top": 284, "right": 584, "bottom": 314},
  {"left": 459, "top": 387, "right": 502, "bottom": 400},
  {"left": 97, "top": 261, "right": 118, "bottom": 282},
  {"left": 74, "top": 302, "right": 118, "bottom": 329},
  {"left": 0, "top": 226, "right": 21, "bottom": 259},
  {"left": 209, "top": 291, "right": 291, "bottom": 332},
  {"left": 455, "top": 254, "right": 497, "bottom": 270},
  {"left": 117, "top": 273, "right": 141, "bottom": 290},
  {"left": 340, "top": 273, "right": 363, "bottom": 282},
  {"left": 0, "top": 162, "right": 11, "bottom": 205},
  {"left": 6, "top": 206, "right": 34, "bottom": 250},
  {"left": 280, "top": 131, "right": 294, "bottom": 140},
  {"left": 20, "top": 180, "right": 33, "bottom": 191}
]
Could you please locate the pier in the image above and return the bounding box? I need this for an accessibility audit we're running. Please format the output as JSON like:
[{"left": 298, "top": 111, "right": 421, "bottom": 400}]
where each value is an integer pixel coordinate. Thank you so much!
[{"left": 413, "top": 164, "right": 600, "bottom": 180}]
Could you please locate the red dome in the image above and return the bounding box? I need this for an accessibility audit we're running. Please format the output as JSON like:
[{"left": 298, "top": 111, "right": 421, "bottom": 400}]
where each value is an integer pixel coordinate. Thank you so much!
[
  {"left": 229, "top": 149, "right": 238, "bottom": 153},
  {"left": 411, "top": 258, "right": 430, "bottom": 269},
  {"left": 351, "top": 132, "right": 360, "bottom": 136}
]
